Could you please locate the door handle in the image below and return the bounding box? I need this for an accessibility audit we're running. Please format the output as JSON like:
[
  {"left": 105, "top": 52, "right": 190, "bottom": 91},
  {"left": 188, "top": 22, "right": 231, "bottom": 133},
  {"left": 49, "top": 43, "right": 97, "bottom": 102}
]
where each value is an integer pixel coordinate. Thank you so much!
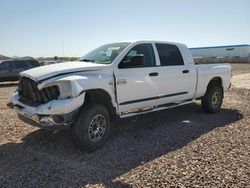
[
  {"left": 182, "top": 70, "right": 189, "bottom": 74},
  {"left": 149, "top": 72, "right": 159, "bottom": 76},
  {"left": 117, "top": 79, "right": 127, "bottom": 85}
]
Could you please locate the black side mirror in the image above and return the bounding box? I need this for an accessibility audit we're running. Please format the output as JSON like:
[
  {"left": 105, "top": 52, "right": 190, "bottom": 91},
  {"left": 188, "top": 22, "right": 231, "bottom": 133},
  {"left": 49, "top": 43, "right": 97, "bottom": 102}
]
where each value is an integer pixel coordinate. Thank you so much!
[
  {"left": 130, "top": 54, "right": 144, "bottom": 66},
  {"left": 119, "top": 54, "right": 144, "bottom": 68}
]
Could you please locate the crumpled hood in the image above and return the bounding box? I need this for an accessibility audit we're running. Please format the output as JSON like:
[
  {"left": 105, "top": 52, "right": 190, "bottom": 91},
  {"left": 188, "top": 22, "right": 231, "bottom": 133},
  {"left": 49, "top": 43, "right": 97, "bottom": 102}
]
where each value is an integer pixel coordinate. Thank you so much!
[{"left": 20, "top": 61, "right": 108, "bottom": 82}]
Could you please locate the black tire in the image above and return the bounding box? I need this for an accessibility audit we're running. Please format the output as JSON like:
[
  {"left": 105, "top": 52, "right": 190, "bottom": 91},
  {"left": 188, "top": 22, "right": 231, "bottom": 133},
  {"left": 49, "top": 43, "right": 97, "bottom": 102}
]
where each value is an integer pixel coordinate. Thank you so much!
[
  {"left": 72, "top": 103, "right": 110, "bottom": 152},
  {"left": 201, "top": 86, "right": 223, "bottom": 113}
]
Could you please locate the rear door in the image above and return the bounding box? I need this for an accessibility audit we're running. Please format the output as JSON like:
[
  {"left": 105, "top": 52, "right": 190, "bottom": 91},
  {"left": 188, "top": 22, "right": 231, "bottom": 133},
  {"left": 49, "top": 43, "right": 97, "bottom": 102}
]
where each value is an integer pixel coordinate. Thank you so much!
[
  {"left": 26, "top": 60, "right": 40, "bottom": 68},
  {"left": 153, "top": 43, "right": 191, "bottom": 105},
  {"left": 115, "top": 43, "right": 160, "bottom": 113},
  {"left": 12, "top": 61, "right": 30, "bottom": 77}
]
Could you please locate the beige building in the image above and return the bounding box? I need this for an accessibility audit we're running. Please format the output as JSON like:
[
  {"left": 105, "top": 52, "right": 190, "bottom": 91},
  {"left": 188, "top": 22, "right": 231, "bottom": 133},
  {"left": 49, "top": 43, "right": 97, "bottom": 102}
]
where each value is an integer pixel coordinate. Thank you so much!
[{"left": 190, "top": 44, "right": 250, "bottom": 58}]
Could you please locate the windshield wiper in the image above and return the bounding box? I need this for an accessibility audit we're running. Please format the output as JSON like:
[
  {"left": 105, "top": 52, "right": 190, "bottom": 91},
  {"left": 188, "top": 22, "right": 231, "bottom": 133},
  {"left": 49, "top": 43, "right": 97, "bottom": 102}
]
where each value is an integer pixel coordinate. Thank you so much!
[{"left": 80, "top": 59, "right": 96, "bottom": 63}]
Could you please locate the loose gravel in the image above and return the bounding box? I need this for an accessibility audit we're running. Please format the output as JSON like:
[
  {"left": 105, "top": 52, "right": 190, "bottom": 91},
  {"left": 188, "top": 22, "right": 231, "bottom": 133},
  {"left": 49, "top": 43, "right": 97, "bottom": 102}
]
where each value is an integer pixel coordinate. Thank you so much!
[{"left": 0, "top": 64, "right": 249, "bottom": 187}]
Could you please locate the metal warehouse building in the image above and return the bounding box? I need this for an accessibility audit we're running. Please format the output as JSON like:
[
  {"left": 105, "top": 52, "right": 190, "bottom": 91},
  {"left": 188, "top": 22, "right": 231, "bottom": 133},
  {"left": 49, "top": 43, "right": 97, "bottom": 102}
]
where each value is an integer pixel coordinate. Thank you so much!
[{"left": 190, "top": 44, "right": 250, "bottom": 58}]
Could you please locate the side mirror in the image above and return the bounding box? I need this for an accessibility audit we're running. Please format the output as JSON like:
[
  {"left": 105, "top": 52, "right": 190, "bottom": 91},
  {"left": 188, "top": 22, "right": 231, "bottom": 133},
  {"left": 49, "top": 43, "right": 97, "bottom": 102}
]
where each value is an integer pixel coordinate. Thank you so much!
[
  {"left": 119, "top": 54, "right": 144, "bottom": 68},
  {"left": 130, "top": 54, "right": 144, "bottom": 66}
]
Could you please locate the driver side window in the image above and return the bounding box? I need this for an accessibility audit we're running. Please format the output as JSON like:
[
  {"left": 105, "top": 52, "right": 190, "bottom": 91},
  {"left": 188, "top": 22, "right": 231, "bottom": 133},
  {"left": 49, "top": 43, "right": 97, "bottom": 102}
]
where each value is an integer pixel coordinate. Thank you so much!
[{"left": 118, "top": 43, "right": 156, "bottom": 69}]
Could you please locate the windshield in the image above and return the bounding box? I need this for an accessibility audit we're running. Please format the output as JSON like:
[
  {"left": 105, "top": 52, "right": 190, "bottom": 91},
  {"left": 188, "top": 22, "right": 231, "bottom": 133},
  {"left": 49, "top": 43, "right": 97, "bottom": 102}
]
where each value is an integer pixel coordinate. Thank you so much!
[{"left": 79, "top": 42, "right": 130, "bottom": 64}]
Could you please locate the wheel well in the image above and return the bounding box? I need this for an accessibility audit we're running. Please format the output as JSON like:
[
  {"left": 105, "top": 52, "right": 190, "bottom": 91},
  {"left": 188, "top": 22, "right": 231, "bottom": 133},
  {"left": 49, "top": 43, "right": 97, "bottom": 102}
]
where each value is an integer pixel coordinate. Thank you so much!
[
  {"left": 208, "top": 77, "right": 222, "bottom": 88},
  {"left": 84, "top": 89, "right": 116, "bottom": 119},
  {"left": 206, "top": 77, "right": 224, "bottom": 97}
]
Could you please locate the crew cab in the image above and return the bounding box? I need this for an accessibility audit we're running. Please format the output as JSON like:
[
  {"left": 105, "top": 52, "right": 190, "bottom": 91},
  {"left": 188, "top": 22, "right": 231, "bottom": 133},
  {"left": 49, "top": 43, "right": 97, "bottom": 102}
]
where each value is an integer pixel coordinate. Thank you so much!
[{"left": 11, "top": 41, "right": 231, "bottom": 152}]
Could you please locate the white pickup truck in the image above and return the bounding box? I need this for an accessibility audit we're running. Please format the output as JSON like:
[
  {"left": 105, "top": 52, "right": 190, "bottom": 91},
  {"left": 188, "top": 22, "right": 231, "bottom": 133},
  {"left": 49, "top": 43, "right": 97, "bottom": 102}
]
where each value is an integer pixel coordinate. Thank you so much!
[{"left": 11, "top": 41, "right": 231, "bottom": 152}]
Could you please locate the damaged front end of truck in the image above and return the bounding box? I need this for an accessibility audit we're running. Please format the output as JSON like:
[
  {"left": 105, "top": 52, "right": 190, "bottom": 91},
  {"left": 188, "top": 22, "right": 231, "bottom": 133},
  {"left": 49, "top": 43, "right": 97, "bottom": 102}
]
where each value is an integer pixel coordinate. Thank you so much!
[{"left": 11, "top": 76, "right": 86, "bottom": 129}]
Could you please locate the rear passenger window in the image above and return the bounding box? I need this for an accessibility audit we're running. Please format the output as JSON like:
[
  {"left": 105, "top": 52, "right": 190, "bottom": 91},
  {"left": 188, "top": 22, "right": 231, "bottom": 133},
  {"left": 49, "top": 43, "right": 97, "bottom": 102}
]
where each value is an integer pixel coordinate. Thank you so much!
[
  {"left": 14, "top": 61, "right": 29, "bottom": 69},
  {"left": 27, "top": 60, "right": 39, "bottom": 67},
  {"left": 156, "top": 44, "right": 184, "bottom": 66}
]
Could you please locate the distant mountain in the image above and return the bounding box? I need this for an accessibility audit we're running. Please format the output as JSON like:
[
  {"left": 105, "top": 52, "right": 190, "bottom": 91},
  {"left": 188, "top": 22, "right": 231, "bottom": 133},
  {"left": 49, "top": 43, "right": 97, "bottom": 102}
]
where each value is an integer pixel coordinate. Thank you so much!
[
  {"left": 0, "top": 54, "right": 9, "bottom": 60},
  {"left": 11, "top": 56, "right": 20, "bottom": 59}
]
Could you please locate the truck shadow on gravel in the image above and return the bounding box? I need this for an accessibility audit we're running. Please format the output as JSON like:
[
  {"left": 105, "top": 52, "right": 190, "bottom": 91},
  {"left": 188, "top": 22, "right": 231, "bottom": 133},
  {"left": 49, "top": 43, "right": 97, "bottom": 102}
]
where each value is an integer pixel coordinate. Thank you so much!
[{"left": 0, "top": 103, "right": 243, "bottom": 187}]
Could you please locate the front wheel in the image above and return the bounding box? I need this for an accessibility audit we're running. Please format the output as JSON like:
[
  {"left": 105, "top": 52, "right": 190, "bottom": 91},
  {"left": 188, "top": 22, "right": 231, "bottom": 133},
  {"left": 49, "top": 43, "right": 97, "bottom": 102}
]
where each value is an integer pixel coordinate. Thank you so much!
[
  {"left": 201, "top": 86, "right": 223, "bottom": 113},
  {"left": 72, "top": 104, "right": 110, "bottom": 152}
]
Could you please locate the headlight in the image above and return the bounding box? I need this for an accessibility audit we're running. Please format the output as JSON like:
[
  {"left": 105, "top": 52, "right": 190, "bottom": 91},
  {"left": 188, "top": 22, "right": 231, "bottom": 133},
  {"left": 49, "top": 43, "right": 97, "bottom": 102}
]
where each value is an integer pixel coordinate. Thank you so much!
[
  {"left": 56, "top": 81, "right": 73, "bottom": 99},
  {"left": 42, "top": 85, "right": 60, "bottom": 101},
  {"left": 41, "top": 78, "right": 84, "bottom": 100},
  {"left": 43, "top": 81, "right": 73, "bottom": 99}
]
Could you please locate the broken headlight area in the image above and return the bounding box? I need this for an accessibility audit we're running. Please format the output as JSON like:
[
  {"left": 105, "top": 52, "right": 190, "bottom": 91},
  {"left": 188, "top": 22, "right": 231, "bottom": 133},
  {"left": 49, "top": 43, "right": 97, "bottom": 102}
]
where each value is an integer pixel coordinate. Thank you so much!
[{"left": 51, "top": 80, "right": 74, "bottom": 99}]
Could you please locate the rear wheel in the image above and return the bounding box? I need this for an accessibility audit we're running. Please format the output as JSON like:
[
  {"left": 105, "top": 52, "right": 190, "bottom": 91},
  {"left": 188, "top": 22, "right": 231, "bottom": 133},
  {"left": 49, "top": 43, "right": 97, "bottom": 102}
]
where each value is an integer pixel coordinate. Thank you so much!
[
  {"left": 72, "top": 103, "right": 110, "bottom": 152},
  {"left": 201, "top": 86, "right": 223, "bottom": 113}
]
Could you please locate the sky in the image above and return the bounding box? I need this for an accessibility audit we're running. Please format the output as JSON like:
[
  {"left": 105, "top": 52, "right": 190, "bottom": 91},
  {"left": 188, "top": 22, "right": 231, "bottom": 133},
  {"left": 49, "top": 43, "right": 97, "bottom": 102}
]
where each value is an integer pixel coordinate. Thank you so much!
[{"left": 0, "top": 0, "right": 249, "bottom": 57}]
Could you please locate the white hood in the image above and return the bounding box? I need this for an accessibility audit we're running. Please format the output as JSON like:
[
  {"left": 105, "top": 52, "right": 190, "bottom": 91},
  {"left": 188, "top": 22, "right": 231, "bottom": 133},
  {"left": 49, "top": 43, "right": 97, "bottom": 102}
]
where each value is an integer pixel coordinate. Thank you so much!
[{"left": 20, "top": 61, "right": 108, "bottom": 82}]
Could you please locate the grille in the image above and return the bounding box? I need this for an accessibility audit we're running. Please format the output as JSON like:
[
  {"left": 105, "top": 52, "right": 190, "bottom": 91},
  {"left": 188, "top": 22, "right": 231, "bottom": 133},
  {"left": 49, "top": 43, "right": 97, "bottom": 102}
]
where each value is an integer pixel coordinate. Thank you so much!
[{"left": 18, "top": 77, "right": 60, "bottom": 105}]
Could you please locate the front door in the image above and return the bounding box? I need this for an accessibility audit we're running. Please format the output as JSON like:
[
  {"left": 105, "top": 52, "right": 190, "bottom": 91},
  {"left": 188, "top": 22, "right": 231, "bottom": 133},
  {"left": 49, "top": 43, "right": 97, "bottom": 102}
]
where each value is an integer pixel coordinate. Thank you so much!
[{"left": 115, "top": 43, "right": 160, "bottom": 113}]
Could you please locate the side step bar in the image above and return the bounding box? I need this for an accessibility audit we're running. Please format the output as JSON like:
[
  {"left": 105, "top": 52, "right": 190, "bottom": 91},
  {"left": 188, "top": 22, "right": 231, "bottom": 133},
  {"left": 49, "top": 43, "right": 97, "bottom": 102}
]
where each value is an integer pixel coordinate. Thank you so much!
[{"left": 119, "top": 100, "right": 193, "bottom": 118}]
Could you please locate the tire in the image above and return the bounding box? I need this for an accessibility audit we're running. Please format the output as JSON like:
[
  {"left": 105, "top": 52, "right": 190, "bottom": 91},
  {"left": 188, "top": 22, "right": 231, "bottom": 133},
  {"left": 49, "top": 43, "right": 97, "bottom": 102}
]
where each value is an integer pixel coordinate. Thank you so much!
[
  {"left": 72, "top": 103, "right": 110, "bottom": 152},
  {"left": 201, "top": 86, "right": 223, "bottom": 113}
]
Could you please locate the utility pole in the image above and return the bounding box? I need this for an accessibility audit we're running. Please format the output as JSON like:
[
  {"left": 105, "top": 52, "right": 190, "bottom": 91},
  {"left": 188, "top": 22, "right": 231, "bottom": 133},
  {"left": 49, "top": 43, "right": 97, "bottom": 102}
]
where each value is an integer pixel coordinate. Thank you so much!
[{"left": 62, "top": 40, "right": 65, "bottom": 57}]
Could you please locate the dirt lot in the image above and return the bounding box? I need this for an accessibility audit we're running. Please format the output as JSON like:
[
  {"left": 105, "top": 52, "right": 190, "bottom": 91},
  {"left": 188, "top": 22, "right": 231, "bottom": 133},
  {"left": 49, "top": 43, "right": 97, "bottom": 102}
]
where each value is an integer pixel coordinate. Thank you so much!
[{"left": 0, "top": 63, "right": 250, "bottom": 187}]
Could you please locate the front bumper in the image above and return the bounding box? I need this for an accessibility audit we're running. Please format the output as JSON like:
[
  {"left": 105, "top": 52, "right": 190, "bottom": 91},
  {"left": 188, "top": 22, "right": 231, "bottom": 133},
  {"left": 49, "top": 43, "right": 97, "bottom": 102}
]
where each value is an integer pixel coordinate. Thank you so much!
[
  {"left": 11, "top": 92, "right": 85, "bottom": 128},
  {"left": 14, "top": 104, "right": 80, "bottom": 128}
]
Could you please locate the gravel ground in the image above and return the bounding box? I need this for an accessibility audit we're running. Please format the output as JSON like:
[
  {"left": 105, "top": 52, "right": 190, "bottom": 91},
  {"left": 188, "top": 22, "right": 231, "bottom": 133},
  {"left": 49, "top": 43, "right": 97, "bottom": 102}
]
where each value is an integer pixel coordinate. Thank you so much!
[
  {"left": 0, "top": 64, "right": 250, "bottom": 187},
  {"left": 232, "top": 73, "right": 250, "bottom": 89}
]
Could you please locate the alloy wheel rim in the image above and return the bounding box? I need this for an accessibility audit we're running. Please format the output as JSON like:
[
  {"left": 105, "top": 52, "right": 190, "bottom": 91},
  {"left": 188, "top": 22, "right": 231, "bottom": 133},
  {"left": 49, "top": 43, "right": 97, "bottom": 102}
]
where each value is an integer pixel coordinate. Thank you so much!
[
  {"left": 88, "top": 114, "right": 106, "bottom": 142},
  {"left": 212, "top": 91, "right": 221, "bottom": 108}
]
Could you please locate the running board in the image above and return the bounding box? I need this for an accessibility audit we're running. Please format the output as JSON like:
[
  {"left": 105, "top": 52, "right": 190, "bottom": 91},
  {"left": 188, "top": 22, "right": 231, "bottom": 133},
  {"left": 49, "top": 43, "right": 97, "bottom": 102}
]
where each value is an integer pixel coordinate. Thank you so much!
[{"left": 119, "top": 100, "right": 193, "bottom": 118}]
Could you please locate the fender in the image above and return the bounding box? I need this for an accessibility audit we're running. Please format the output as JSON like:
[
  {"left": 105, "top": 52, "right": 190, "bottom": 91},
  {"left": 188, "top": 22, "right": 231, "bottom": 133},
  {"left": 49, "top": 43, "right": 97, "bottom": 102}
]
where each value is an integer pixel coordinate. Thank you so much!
[{"left": 36, "top": 71, "right": 117, "bottom": 110}]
